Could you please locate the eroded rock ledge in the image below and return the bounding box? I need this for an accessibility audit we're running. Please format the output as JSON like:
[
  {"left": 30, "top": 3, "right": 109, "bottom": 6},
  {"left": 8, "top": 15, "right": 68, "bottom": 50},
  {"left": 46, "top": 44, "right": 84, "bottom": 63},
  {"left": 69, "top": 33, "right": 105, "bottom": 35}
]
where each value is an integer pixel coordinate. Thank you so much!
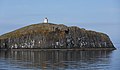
[{"left": 0, "top": 23, "right": 116, "bottom": 50}]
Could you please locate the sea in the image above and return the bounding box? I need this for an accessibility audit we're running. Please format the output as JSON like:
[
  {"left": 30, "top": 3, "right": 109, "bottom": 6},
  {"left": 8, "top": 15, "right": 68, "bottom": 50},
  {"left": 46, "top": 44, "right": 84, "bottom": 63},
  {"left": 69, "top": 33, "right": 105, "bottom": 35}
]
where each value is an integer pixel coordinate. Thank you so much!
[{"left": 0, "top": 44, "right": 120, "bottom": 70}]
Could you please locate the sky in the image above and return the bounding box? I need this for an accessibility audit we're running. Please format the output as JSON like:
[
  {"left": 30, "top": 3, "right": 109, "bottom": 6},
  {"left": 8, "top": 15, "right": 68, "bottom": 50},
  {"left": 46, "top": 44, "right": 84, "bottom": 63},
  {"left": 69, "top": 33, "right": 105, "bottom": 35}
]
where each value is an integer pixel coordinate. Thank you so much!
[{"left": 0, "top": 0, "right": 120, "bottom": 44}]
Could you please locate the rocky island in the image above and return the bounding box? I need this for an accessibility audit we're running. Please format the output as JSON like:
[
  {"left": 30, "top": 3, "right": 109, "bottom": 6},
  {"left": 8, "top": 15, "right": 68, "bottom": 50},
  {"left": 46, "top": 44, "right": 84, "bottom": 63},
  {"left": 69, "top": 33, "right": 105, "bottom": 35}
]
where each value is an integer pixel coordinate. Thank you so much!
[{"left": 0, "top": 23, "right": 116, "bottom": 50}]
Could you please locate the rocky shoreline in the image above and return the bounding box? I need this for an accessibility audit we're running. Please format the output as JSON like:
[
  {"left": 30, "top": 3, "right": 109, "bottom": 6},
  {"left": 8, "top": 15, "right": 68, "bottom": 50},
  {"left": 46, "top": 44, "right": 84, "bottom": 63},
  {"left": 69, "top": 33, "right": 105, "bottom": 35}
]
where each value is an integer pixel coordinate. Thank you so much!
[
  {"left": 0, "top": 23, "right": 116, "bottom": 50},
  {"left": 0, "top": 48, "right": 116, "bottom": 51}
]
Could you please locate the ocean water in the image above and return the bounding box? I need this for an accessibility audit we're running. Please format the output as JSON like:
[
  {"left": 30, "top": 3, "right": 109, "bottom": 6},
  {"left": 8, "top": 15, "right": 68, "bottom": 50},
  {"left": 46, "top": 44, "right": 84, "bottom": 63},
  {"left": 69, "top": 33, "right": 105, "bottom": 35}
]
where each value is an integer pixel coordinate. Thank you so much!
[{"left": 0, "top": 44, "right": 120, "bottom": 70}]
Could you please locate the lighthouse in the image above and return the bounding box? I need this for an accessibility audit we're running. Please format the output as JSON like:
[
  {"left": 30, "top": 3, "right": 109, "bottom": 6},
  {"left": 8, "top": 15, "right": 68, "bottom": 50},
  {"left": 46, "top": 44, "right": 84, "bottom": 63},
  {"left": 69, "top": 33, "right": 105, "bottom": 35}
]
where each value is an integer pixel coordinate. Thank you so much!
[{"left": 43, "top": 17, "right": 48, "bottom": 23}]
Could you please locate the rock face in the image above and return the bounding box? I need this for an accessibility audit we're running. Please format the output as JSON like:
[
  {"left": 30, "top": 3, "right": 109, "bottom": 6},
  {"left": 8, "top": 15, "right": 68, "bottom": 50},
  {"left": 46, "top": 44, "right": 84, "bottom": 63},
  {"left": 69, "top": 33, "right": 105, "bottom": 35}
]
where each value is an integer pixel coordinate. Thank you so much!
[{"left": 0, "top": 23, "right": 115, "bottom": 49}]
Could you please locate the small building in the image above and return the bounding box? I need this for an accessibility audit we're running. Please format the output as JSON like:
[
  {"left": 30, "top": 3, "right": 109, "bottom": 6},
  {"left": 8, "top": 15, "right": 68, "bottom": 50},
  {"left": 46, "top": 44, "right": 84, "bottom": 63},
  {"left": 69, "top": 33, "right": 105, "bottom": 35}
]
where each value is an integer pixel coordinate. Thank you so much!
[{"left": 43, "top": 17, "right": 48, "bottom": 23}]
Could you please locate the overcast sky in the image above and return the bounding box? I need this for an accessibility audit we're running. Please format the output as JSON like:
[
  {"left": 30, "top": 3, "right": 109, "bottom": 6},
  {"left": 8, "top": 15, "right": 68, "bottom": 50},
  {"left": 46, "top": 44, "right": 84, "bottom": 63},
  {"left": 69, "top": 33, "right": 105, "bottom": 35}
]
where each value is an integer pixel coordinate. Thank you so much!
[{"left": 0, "top": 0, "right": 120, "bottom": 44}]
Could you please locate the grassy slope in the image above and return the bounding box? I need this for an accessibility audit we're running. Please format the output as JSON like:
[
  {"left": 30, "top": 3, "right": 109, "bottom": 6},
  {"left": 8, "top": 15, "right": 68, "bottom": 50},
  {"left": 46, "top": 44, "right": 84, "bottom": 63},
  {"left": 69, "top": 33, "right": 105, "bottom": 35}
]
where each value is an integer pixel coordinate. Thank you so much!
[{"left": 0, "top": 23, "right": 108, "bottom": 40}]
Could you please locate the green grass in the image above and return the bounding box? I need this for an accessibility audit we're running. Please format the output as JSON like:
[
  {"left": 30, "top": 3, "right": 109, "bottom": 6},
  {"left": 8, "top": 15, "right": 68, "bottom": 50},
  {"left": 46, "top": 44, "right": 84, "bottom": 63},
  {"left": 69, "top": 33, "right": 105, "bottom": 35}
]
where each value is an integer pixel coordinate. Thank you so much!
[{"left": 0, "top": 23, "right": 108, "bottom": 40}]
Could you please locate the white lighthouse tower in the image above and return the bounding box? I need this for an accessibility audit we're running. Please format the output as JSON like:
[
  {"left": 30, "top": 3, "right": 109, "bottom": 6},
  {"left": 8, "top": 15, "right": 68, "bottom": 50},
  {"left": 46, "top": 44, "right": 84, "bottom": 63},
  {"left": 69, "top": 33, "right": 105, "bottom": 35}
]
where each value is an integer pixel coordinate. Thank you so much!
[{"left": 43, "top": 17, "right": 48, "bottom": 23}]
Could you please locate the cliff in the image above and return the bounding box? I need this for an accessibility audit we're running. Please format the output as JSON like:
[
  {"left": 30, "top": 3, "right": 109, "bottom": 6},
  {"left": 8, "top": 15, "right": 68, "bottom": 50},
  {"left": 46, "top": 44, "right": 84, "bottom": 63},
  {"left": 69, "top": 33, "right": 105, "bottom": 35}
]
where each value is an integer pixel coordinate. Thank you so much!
[{"left": 0, "top": 23, "right": 115, "bottom": 50}]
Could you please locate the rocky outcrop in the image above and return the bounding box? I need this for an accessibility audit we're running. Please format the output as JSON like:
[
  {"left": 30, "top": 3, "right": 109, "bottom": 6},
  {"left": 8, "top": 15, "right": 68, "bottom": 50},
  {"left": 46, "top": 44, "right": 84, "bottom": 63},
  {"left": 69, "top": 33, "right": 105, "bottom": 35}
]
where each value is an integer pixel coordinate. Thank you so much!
[{"left": 0, "top": 23, "right": 115, "bottom": 50}]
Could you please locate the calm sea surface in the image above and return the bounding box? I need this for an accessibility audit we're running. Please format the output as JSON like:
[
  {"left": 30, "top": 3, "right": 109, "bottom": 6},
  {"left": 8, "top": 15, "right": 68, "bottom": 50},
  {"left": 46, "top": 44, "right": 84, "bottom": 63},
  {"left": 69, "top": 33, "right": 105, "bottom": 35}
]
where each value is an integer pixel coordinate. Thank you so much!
[{"left": 0, "top": 44, "right": 120, "bottom": 70}]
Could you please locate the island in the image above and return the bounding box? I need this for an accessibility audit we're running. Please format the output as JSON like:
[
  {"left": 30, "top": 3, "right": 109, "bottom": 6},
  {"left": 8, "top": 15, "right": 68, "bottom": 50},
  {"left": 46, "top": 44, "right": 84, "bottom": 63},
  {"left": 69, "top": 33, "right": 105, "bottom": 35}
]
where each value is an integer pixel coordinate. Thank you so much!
[{"left": 0, "top": 23, "right": 116, "bottom": 50}]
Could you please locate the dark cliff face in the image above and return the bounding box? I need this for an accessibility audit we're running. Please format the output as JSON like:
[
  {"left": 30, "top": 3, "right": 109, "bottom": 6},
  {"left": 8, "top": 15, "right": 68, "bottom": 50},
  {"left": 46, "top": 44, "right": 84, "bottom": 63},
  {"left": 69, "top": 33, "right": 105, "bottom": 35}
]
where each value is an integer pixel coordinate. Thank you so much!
[{"left": 0, "top": 23, "right": 115, "bottom": 49}]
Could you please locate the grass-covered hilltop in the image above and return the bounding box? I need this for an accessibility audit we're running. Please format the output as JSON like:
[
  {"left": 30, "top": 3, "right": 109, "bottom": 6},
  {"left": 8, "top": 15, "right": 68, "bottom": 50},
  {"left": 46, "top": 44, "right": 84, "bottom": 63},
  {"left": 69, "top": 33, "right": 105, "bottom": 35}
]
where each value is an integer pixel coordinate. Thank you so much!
[{"left": 0, "top": 23, "right": 116, "bottom": 50}]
